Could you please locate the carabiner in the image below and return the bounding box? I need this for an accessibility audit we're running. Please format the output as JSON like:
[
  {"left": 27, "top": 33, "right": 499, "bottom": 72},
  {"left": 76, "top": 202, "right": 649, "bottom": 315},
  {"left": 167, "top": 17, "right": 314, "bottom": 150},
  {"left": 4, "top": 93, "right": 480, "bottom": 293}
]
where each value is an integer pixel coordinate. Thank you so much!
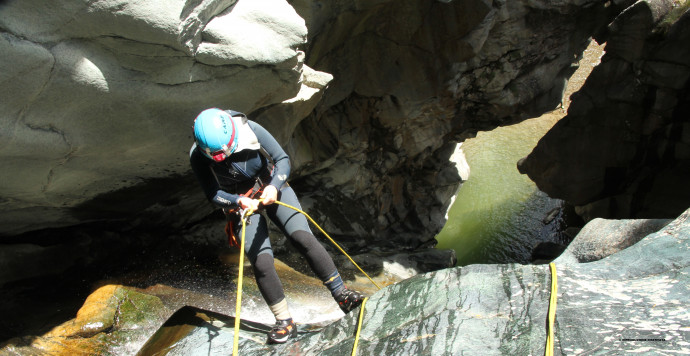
[{"left": 240, "top": 207, "right": 254, "bottom": 222}]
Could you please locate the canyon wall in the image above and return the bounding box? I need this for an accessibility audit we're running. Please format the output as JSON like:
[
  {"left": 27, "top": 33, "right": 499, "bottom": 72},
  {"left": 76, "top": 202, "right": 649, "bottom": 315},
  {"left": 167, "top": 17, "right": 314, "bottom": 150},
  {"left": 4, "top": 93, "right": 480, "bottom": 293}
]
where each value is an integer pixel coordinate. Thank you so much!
[
  {"left": 1, "top": 0, "right": 630, "bottom": 248},
  {"left": 519, "top": 1, "right": 690, "bottom": 221}
]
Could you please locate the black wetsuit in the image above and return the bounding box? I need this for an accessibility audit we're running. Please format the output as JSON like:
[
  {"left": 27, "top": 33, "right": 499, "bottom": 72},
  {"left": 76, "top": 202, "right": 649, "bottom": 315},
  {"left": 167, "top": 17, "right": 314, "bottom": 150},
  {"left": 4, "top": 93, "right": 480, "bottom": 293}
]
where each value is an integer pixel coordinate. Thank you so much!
[{"left": 190, "top": 119, "right": 338, "bottom": 307}]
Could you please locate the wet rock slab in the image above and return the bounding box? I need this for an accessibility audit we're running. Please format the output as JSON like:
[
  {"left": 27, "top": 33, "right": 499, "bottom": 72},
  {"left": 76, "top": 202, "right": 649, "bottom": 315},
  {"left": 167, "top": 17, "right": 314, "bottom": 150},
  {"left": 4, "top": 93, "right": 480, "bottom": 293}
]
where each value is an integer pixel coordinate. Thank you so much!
[
  {"left": 127, "top": 212, "right": 690, "bottom": 355},
  {"left": 4, "top": 209, "right": 688, "bottom": 355},
  {"left": 136, "top": 208, "right": 689, "bottom": 355},
  {"left": 0, "top": 285, "right": 171, "bottom": 355}
]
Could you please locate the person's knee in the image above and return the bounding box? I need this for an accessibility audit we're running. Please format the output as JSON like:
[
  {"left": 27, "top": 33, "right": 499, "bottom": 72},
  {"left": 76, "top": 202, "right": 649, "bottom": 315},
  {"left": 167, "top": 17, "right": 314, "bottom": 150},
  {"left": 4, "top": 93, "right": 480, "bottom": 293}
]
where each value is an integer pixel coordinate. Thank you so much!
[
  {"left": 291, "top": 229, "right": 332, "bottom": 258},
  {"left": 290, "top": 230, "right": 313, "bottom": 244},
  {"left": 290, "top": 230, "right": 324, "bottom": 252},
  {"left": 289, "top": 230, "right": 337, "bottom": 282},
  {"left": 253, "top": 252, "right": 275, "bottom": 277}
]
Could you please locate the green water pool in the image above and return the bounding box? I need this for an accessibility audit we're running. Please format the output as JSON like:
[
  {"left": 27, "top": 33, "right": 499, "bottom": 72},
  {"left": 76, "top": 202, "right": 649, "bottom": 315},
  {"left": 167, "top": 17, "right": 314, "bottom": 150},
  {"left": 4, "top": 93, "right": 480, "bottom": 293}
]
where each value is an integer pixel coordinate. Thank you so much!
[{"left": 435, "top": 115, "right": 569, "bottom": 266}]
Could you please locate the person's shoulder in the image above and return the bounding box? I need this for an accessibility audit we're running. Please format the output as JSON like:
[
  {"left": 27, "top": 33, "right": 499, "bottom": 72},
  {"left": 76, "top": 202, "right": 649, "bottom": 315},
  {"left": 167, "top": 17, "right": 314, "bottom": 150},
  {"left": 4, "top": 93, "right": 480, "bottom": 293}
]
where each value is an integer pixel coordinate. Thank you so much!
[
  {"left": 189, "top": 143, "right": 207, "bottom": 163},
  {"left": 226, "top": 109, "right": 247, "bottom": 118}
]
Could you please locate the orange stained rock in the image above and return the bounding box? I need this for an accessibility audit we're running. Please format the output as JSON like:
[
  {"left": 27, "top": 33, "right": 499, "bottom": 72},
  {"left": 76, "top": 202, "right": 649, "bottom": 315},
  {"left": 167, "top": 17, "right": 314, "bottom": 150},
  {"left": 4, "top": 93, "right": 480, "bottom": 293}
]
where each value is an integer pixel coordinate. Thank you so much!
[{"left": 30, "top": 285, "right": 124, "bottom": 355}]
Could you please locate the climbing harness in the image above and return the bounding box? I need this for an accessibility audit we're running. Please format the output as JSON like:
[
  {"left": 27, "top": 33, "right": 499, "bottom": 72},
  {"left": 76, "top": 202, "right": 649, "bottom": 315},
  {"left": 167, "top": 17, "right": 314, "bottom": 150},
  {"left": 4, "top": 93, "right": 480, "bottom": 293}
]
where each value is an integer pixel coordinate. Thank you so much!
[
  {"left": 231, "top": 199, "right": 382, "bottom": 355},
  {"left": 223, "top": 177, "right": 268, "bottom": 247},
  {"left": 544, "top": 262, "right": 558, "bottom": 356}
]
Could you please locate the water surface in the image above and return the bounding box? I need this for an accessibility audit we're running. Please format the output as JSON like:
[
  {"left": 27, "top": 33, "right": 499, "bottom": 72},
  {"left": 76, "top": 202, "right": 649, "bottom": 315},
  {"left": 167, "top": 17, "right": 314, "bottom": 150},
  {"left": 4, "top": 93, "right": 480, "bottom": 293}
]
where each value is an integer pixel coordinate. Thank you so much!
[{"left": 436, "top": 114, "right": 567, "bottom": 266}]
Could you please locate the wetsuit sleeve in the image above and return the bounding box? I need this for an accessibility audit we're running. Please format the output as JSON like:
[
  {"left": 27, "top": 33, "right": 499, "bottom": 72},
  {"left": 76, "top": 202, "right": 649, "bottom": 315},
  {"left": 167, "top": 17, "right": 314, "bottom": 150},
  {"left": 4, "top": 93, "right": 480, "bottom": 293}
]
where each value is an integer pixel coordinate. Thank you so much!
[
  {"left": 190, "top": 145, "right": 240, "bottom": 208},
  {"left": 248, "top": 121, "right": 290, "bottom": 190}
]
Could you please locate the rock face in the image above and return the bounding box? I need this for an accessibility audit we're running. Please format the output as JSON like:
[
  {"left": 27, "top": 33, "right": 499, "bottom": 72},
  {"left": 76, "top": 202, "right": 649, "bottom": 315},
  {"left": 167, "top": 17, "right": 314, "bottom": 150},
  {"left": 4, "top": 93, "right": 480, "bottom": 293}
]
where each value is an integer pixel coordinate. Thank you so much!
[
  {"left": 555, "top": 217, "right": 670, "bottom": 263},
  {"left": 3, "top": 0, "right": 689, "bottom": 352},
  {"left": 0, "top": 0, "right": 322, "bottom": 235},
  {"left": 8, "top": 207, "right": 686, "bottom": 355},
  {"left": 266, "top": 0, "right": 633, "bottom": 247},
  {"left": 518, "top": 1, "right": 690, "bottom": 221},
  {"left": 1, "top": 285, "right": 170, "bottom": 355},
  {"left": 139, "top": 206, "right": 690, "bottom": 355},
  {"left": 0, "top": 0, "right": 630, "bottom": 243}
]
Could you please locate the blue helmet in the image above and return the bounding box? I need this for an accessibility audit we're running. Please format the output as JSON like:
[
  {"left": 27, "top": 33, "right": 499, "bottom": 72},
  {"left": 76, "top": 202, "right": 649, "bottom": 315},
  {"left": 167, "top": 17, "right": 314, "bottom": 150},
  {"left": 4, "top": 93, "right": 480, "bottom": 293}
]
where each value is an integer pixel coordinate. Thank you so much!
[{"left": 193, "top": 108, "right": 238, "bottom": 162}]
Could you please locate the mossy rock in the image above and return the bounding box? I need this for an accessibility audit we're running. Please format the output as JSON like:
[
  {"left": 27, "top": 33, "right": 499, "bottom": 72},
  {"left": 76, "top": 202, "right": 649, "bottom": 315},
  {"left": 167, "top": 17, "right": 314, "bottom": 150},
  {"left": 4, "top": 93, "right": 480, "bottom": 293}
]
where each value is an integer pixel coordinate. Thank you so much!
[{"left": 4, "top": 285, "right": 169, "bottom": 356}]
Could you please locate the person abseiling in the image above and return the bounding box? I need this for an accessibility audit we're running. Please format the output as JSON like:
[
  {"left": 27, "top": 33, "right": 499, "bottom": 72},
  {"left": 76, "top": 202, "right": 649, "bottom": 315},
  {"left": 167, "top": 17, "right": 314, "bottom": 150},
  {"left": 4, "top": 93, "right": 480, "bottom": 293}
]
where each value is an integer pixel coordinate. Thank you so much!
[{"left": 189, "top": 108, "right": 364, "bottom": 344}]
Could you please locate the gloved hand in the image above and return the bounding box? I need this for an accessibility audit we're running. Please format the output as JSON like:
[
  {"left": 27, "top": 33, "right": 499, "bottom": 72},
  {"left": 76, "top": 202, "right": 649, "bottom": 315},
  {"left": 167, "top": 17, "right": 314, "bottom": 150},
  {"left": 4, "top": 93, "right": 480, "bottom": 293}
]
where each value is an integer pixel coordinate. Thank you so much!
[
  {"left": 237, "top": 197, "right": 260, "bottom": 212},
  {"left": 260, "top": 185, "right": 278, "bottom": 205}
]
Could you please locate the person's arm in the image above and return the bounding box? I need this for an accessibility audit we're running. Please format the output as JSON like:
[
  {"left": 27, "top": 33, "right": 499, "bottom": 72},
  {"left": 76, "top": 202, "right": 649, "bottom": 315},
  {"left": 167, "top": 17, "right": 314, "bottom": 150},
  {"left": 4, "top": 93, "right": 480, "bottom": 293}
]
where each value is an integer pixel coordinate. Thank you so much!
[
  {"left": 248, "top": 121, "right": 290, "bottom": 190},
  {"left": 190, "top": 145, "right": 240, "bottom": 208}
]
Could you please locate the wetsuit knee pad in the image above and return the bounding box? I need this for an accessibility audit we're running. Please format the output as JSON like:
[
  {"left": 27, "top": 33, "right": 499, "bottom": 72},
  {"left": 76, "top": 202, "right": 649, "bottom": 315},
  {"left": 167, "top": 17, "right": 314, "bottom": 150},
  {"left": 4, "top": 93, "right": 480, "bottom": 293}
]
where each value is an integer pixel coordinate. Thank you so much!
[{"left": 253, "top": 253, "right": 275, "bottom": 277}]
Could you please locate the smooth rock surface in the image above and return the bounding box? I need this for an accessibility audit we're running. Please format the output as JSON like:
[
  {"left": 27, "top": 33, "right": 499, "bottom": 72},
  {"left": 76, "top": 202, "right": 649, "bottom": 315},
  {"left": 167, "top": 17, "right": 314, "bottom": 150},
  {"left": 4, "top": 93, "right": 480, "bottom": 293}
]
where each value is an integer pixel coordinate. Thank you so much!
[
  {"left": 5, "top": 208, "right": 687, "bottom": 355},
  {"left": 1, "top": 285, "right": 170, "bottom": 355},
  {"left": 0, "top": 0, "right": 316, "bottom": 235},
  {"left": 555, "top": 217, "right": 671, "bottom": 264},
  {"left": 131, "top": 207, "right": 690, "bottom": 355}
]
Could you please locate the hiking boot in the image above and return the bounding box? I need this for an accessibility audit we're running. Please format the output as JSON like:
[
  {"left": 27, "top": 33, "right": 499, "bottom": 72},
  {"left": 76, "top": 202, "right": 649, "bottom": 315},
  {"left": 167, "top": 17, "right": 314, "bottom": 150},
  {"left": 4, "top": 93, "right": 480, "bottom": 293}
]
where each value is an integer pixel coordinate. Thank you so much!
[
  {"left": 267, "top": 318, "right": 297, "bottom": 344},
  {"left": 335, "top": 288, "right": 364, "bottom": 314}
]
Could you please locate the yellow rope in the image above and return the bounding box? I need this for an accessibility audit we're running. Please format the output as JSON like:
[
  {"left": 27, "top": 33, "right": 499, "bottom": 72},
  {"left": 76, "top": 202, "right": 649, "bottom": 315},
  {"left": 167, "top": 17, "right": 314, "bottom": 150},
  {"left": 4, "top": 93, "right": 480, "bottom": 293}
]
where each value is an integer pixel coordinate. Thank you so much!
[
  {"left": 544, "top": 262, "right": 558, "bottom": 356},
  {"left": 273, "top": 200, "right": 382, "bottom": 290},
  {"left": 232, "top": 209, "right": 253, "bottom": 356},
  {"left": 351, "top": 297, "right": 368, "bottom": 356}
]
